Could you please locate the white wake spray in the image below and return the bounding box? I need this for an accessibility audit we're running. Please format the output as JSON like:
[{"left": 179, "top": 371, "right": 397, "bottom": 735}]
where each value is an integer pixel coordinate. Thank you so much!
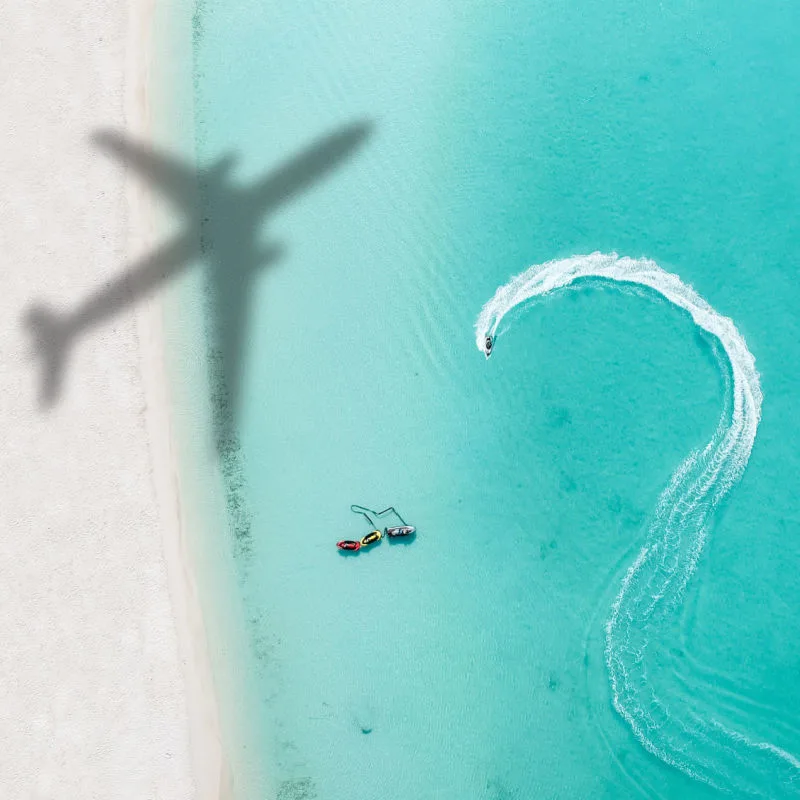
[{"left": 476, "top": 253, "right": 799, "bottom": 795}]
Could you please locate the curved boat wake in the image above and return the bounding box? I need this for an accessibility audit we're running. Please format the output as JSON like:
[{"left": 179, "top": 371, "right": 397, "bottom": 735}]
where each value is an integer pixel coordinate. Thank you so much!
[{"left": 476, "top": 253, "right": 800, "bottom": 796}]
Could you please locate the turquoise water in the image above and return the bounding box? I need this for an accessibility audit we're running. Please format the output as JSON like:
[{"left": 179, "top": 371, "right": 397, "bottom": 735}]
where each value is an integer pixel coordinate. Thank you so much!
[{"left": 186, "top": 1, "right": 800, "bottom": 797}]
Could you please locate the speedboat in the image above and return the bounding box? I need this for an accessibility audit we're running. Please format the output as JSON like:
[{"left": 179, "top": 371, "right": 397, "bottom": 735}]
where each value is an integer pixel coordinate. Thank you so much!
[
  {"left": 360, "top": 529, "right": 382, "bottom": 547},
  {"left": 484, "top": 335, "right": 494, "bottom": 359},
  {"left": 385, "top": 525, "right": 415, "bottom": 538},
  {"left": 337, "top": 539, "right": 361, "bottom": 552},
  {"left": 350, "top": 504, "right": 417, "bottom": 542}
]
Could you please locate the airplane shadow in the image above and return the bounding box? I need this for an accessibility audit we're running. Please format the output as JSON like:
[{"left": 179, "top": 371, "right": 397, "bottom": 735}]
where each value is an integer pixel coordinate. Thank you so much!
[{"left": 23, "top": 121, "right": 373, "bottom": 457}]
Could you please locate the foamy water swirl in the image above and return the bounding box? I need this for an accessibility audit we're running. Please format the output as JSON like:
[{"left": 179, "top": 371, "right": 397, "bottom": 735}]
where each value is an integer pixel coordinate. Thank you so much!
[{"left": 476, "top": 253, "right": 799, "bottom": 795}]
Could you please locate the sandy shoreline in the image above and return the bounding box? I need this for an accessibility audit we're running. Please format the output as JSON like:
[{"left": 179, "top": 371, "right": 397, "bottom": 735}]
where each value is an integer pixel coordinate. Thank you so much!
[
  {"left": 0, "top": 0, "right": 223, "bottom": 796},
  {"left": 129, "top": 0, "right": 230, "bottom": 796}
]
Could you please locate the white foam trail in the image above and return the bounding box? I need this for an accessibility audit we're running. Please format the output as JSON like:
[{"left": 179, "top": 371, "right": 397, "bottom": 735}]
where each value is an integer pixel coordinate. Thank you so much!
[{"left": 476, "top": 253, "right": 800, "bottom": 795}]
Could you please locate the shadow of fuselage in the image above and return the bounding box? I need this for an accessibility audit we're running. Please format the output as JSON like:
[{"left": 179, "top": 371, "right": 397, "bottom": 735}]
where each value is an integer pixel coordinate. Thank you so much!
[{"left": 24, "top": 122, "right": 373, "bottom": 455}]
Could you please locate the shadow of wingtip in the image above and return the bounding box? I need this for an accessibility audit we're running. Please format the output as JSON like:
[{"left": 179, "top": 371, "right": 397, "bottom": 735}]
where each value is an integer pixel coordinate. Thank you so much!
[
  {"left": 38, "top": 118, "right": 375, "bottom": 426},
  {"left": 90, "top": 129, "right": 133, "bottom": 162},
  {"left": 90, "top": 128, "right": 116, "bottom": 146}
]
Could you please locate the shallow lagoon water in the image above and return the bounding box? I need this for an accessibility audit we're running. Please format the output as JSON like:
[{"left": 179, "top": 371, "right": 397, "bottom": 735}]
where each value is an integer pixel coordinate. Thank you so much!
[{"left": 188, "top": 1, "right": 800, "bottom": 797}]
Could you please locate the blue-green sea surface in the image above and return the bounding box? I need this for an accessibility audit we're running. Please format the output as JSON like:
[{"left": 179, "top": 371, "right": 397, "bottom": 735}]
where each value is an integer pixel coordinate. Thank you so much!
[{"left": 186, "top": 0, "right": 800, "bottom": 797}]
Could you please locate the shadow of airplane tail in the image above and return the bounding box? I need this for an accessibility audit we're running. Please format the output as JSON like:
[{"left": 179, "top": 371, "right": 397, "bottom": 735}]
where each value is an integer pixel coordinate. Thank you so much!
[
  {"left": 24, "top": 120, "right": 373, "bottom": 423},
  {"left": 25, "top": 303, "right": 70, "bottom": 408}
]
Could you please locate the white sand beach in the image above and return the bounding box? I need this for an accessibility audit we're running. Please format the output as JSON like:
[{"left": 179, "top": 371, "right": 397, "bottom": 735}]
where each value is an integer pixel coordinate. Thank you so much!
[{"left": 0, "top": 1, "right": 223, "bottom": 797}]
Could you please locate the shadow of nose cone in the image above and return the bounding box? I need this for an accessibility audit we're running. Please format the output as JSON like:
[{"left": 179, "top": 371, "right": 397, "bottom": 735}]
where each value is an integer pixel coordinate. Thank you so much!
[
  {"left": 344, "top": 119, "right": 374, "bottom": 142},
  {"left": 327, "top": 120, "right": 374, "bottom": 158}
]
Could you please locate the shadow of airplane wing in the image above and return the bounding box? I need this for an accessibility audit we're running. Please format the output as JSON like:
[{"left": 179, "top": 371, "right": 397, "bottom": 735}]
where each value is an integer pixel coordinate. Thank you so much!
[
  {"left": 93, "top": 129, "right": 198, "bottom": 213},
  {"left": 249, "top": 121, "right": 373, "bottom": 213},
  {"left": 206, "top": 244, "right": 285, "bottom": 455}
]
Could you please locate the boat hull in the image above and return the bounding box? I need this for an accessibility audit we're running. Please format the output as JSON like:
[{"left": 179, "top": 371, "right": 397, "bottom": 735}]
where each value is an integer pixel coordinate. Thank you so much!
[{"left": 385, "top": 525, "right": 415, "bottom": 537}]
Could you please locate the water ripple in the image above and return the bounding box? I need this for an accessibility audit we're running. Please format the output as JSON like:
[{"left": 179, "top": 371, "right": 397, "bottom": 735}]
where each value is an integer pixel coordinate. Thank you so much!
[{"left": 476, "top": 252, "right": 799, "bottom": 797}]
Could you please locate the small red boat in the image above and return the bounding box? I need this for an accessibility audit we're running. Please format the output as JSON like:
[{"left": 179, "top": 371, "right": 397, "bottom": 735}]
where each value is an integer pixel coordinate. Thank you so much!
[{"left": 337, "top": 539, "right": 361, "bottom": 552}]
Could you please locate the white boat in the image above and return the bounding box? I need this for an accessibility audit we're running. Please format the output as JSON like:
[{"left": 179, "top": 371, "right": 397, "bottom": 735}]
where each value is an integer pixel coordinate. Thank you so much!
[{"left": 385, "top": 525, "right": 415, "bottom": 538}]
